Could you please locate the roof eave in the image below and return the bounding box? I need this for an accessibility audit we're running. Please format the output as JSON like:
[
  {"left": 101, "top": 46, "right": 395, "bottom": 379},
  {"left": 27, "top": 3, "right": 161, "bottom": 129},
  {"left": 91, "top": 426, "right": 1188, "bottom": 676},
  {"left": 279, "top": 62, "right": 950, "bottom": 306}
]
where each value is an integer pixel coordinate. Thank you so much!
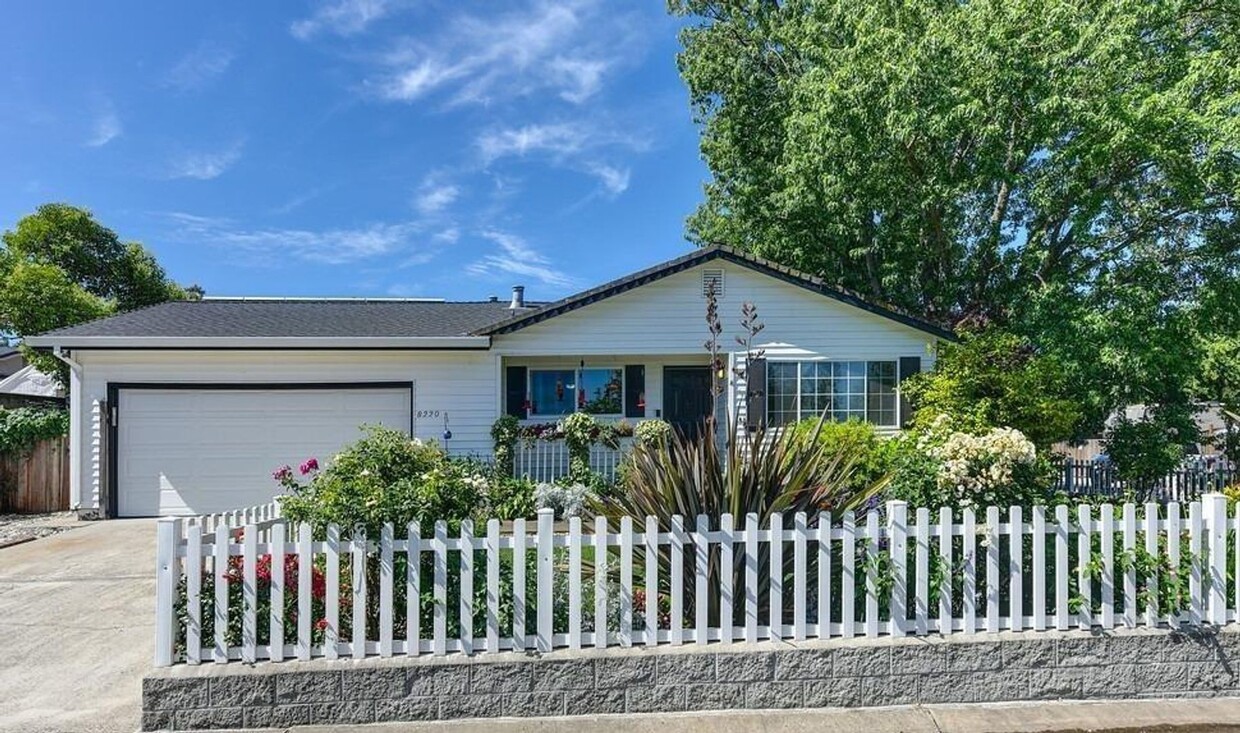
[{"left": 22, "top": 335, "right": 493, "bottom": 350}]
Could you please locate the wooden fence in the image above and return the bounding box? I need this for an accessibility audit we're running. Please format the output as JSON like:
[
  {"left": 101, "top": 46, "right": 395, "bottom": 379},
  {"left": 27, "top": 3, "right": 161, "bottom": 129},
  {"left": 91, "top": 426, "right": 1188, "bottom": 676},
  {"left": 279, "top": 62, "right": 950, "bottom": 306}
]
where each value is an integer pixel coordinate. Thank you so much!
[
  {"left": 513, "top": 438, "right": 631, "bottom": 484},
  {"left": 1053, "top": 457, "right": 1237, "bottom": 501},
  {"left": 0, "top": 435, "right": 70, "bottom": 513},
  {"left": 155, "top": 494, "right": 1239, "bottom": 667}
]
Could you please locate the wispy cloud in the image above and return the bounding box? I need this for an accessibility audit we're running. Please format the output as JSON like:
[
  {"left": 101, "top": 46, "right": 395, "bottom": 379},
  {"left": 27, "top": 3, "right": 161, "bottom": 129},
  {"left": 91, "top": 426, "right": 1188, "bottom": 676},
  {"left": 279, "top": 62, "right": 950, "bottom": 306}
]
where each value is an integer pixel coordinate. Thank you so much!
[
  {"left": 467, "top": 229, "right": 578, "bottom": 289},
  {"left": 165, "top": 212, "right": 437, "bottom": 266},
  {"left": 87, "top": 109, "right": 122, "bottom": 147},
  {"left": 372, "top": 0, "right": 640, "bottom": 107},
  {"left": 586, "top": 163, "right": 630, "bottom": 196},
  {"left": 476, "top": 122, "right": 641, "bottom": 196},
  {"left": 166, "top": 141, "right": 245, "bottom": 180},
  {"left": 413, "top": 179, "right": 460, "bottom": 215},
  {"left": 292, "top": 0, "right": 391, "bottom": 40},
  {"left": 163, "top": 41, "right": 235, "bottom": 91}
]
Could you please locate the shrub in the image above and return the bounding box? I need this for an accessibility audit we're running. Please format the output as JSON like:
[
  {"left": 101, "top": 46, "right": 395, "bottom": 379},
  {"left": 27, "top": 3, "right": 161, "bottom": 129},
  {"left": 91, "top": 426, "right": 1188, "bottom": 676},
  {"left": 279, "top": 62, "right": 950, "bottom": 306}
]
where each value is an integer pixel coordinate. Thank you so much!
[
  {"left": 490, "top": 415, "right": 520, "bottom": 477},
  {"left": 486, "top": 476, "right": 537, "bottom": 520},
  {"left": 633, "top": 418, "right": 672, "bottom": 448},
  {"left": 0, "top": 406, "right": 68, "bottom": 456},
  {"left": 790, "top": 418, "right": 893, "bottom": 496},
  {"left": 534, "top": 482, "right": 593, "bottom": 518}
]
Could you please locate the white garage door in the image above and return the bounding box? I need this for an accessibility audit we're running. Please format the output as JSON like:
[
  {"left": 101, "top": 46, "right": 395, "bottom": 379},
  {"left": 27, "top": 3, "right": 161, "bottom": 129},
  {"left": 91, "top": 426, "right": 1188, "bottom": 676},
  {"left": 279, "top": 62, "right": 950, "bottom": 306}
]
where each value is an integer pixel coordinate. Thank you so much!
[{"left": 115, "top": 386, "right": 411, "bottom": 517}]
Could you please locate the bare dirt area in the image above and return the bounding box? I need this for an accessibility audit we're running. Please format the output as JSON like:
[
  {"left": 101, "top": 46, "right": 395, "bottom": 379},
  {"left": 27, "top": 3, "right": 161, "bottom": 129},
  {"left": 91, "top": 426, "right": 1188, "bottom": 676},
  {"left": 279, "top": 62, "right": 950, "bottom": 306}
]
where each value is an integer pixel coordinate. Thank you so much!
[{"left": 0, "top": 511, "right": 82, "bottom": 547}]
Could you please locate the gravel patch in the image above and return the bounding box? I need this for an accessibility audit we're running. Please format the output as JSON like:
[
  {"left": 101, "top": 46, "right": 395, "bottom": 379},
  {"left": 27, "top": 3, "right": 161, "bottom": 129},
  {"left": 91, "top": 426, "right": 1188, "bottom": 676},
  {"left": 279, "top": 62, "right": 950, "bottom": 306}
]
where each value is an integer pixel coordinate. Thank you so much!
[{"left": 0, "top": 511, "right": 82, "bottom": 547}]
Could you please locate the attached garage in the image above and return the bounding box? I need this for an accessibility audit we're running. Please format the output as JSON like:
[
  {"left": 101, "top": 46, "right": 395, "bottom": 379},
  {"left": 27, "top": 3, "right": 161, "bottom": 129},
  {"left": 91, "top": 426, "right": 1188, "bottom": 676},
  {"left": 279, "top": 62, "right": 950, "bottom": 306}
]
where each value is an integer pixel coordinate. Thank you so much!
[{"left": 110, "top": 383, "right": 412, "bottom": 517}]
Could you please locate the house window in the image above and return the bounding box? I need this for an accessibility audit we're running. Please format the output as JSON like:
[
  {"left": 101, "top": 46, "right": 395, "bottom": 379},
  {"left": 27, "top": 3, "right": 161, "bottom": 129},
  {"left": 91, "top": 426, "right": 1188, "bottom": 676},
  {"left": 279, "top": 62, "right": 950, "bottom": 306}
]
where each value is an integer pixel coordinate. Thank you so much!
[
  {"left": 766, "top": 360, "right": 899, "bottom": 427},
  {"left": 527, "top": 367, "right": 624, "bottom": 418}
]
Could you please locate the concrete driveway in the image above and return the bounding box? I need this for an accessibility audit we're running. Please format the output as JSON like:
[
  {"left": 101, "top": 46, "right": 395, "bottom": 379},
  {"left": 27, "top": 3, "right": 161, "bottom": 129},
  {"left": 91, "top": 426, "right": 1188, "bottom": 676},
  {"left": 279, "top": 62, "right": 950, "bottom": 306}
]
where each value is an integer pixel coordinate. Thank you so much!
[{"left": 0, "top": 519, "right": 155, "bottom": 733}]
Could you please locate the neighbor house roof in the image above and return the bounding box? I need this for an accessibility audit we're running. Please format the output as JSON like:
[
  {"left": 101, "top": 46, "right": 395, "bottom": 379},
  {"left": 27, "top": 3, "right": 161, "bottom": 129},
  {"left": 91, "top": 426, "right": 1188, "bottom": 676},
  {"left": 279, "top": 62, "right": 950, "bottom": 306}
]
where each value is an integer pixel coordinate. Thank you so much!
[
  {"left": 479, "top": 244, "right": 956, "bottom": 341},
  {"left": 24, "top": 300, "right": 531, "bottom": 349}
]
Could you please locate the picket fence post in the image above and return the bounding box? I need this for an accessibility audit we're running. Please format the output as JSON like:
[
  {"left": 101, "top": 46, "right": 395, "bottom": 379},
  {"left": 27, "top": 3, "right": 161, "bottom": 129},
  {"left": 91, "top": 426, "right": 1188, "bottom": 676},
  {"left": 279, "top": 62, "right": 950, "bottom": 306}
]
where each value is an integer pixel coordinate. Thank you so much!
[
  {"left": 154, "top": 517, "right": 181, "bottom": 667},
  {"left": 1203, "top": 493, "right": 1228, "bottom": 625}
]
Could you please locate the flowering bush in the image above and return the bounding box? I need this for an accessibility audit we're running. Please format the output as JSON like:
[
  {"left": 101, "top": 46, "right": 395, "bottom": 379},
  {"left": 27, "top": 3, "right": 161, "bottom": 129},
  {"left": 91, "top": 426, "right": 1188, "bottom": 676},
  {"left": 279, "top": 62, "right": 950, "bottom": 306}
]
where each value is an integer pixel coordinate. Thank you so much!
[{"left": 633, "top": 418, "right": 672, "bottom": 448}]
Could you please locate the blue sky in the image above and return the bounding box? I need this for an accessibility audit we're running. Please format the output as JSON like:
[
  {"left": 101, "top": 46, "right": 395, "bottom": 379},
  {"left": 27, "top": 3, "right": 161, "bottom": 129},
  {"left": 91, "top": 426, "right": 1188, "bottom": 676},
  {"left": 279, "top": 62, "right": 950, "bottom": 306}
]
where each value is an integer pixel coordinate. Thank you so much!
[{"left": 0, "top": 1, "right": 707, "bottom": 301}]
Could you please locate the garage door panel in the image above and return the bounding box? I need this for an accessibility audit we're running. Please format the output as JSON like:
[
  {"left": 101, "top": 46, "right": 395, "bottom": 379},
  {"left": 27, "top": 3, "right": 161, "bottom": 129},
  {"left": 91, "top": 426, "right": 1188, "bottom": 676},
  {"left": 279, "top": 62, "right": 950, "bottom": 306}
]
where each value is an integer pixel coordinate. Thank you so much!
[{"left": 116, "top": 387, "right": 411, "bottom": 517}]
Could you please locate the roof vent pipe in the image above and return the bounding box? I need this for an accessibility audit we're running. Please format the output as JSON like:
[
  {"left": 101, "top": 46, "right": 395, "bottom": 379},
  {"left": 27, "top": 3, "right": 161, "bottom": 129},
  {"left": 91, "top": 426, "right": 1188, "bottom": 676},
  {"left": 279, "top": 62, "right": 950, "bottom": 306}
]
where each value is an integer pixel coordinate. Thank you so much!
[{"left": 509, "top": 285, "right": 525, "bottom": 309}]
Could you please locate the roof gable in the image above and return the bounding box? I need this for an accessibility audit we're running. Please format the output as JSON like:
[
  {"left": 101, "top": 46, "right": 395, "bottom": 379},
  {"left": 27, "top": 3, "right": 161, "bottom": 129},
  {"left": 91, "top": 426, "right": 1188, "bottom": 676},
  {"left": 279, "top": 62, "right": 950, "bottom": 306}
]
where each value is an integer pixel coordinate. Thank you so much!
[{"left": 478, "top": 245, "right": 955, "bottom": 341}]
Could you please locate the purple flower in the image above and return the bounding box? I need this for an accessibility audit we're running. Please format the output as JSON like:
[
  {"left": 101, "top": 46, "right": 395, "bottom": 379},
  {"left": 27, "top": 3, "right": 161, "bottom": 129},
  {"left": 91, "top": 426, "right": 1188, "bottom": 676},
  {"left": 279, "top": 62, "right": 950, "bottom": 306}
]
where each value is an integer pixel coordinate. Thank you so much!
[
  {"left": 272, "top": 465, "right": 293, "bottom": 482},
  {"left": 299, "top": 457, "right": 319, "bottom": 475}
]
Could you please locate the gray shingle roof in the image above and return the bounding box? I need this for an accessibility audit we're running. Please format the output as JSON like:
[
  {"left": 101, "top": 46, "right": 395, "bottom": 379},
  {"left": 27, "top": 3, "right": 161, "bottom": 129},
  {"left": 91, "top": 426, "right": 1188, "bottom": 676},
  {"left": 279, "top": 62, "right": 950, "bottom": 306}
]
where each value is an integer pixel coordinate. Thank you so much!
[{"left": 33, "top": 299, "right": 529, "bottom": 339}]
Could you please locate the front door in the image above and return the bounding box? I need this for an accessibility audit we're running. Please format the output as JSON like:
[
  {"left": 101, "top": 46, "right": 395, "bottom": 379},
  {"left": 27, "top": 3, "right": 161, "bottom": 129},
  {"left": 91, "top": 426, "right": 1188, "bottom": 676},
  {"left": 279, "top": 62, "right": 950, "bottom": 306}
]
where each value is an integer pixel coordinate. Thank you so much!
[{"left": 663, "top": 366, "right": 714, "bottom": 439}]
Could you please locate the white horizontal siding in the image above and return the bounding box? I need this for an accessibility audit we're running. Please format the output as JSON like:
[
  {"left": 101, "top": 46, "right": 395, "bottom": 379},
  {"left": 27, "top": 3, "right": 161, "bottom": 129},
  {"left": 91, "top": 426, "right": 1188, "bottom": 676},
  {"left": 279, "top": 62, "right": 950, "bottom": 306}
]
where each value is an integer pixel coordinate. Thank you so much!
[
  {"left": 71, "top": 350, "right": 497, "bottom": 512},
  {"left": 493, "top": 261, "right": 939, "bottom": 361}
]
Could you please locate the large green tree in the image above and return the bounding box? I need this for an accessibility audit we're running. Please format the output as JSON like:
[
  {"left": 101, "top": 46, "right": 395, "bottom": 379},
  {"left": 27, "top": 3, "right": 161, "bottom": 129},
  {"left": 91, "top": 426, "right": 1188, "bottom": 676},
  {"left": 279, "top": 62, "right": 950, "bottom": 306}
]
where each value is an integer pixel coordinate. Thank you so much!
[
  {"left": 672, "top": 0, "right": 1240, "bottom": 446},
  {"left": 0, "top": 203, "right": 197, "bottom": 380}
]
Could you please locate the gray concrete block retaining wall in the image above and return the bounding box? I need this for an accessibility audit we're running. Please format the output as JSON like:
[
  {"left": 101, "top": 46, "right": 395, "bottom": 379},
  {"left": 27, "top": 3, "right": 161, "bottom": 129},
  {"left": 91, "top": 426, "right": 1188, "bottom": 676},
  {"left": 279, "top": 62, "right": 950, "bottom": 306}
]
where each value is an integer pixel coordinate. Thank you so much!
[{"left": 142, "top": 628, "right": 1240, "bottom": 731}]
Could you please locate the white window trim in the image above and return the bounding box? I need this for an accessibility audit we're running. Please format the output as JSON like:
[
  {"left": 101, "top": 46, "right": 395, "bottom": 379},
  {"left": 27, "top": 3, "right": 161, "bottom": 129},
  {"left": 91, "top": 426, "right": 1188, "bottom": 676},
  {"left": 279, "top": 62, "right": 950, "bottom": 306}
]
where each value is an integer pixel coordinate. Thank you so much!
[
  {"left": 765, "top": 358, "right": 899, "bottom": 428},
  {"left": 526, "top": 365, "right": 626, "bottom": 421}
]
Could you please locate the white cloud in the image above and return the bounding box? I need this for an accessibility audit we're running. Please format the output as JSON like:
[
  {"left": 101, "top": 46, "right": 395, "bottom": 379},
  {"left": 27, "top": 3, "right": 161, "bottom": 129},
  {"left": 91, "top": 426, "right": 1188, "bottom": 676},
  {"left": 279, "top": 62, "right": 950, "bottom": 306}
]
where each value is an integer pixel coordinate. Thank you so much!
[
  {"left": 292, "top": 0, "right": 391, "bottom": 40},
  {"left": 432, "top": 227, "right": 460, "bottom": 244},
  {"left": 373, "top": 0, "right": 638, "bottom": 107},
  {"left": 166, "top": 212, "right": 434, "bottom": 265},
  {"left": 476, "top": 123, "right": 589, "bottom": 164},
  {"left": 87, "top": 110, "right": 122, "bottom": 147},
  {"left": 587, "top": 163, "right": 630, "bottom": 196},
  {"left": 167, "top": 141, "right": 245, "bottom": 180},
  {"left": 413, "top": 181, "right": 460, "bottom": 215},
  {"left": 467, "top": 229, "right": 578, "bottom": 289},
  {"left": 163, "top": 41, "right": 235, "bottom": 90}
]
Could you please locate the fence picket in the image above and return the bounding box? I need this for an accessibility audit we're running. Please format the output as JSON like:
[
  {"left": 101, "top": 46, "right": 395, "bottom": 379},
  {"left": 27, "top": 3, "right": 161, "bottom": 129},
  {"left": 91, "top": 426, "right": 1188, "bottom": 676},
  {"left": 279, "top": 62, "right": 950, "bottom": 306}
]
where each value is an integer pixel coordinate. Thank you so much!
[
  {"left": 486, "top": 519, "right": 500, "bottom": 655},
  {"left": 270, "top": 522, "right": 286, "bottom": 662},
  {"left": 696, "top": 515, "right": 710, "bottom": 645},
  {"left": 865, "top": 510, "right": 879, "bottom": 639},
  {"left": 1122, "top": 504, "right": 1136, "bottom": 628},
  {"left": 770, "top": 512, "right": 784, "bottom": 640},
  {"left": 914, "top": 507, "right": 929, "bottom": 636},
  {"left": 298, "top": 523, "right": 312, "bottom": 661},
  {"left": 155, "top": 519, "right": 181, "bottom": 667},
  {"left": 1054, "top": 505, "right": 1069, "bottom": 631},
  {"left": 619, "top": 516, "right": 633, "bottom": 647},
  {"left": 1205, "top": 493, "right": 1228, "bottom": 626},
  {"left": 985, "top": 506, "right": 1000, "bottom": 633},
  {"left": 1144, "top": 504, "right": 1158, "bottom": 627},
  {"left": 512, "top": 519, "right": 525, "bottom": 652},
  {"left": 536, "top": 510, "right": 553, "bottom": 653},
  {"left": 841, "top": 511, "right": 856, "bottom": 639},
  {"left": 817, "top": 512, "right": 831, "bottom": 640},
  {"left": 962, "top": 508, "right": 975, "bottom": 634},
  {"left": 793, "top": 512, "right": 807, "bottom": 641},
  {"left": 644, "top": 516, "right": 658, "bottom": 647},
  {"left": 1100, "top": 504, "right": 1115, "bottom": 629},
  {"left": 1167, "top": 504, "right": 1182, "bottom": 627},
  {"left": 242, "top": 523, "right": 257, "bottom": 663},
  {"left": 568, "top": 516, "right": 582, "bottom": 650},
  {"left": 887, "top": 501, "right": 908, "bottom": 637},
  {"left": 460, "top": 520, "right": 474, "bottom": 656},
  {"left": 1032, "top": 506, "right": 1045, "bottom": 632},
  {"left": 1009, "top": 506, "right": 1022, "bottom": 632},
  {"left": 671, "top": 515, "right": 685, "bottom": 645},
  {"left": 352, "top": 532, "right": 367, "bottom": 660},
  {"left": 186, "top": 522, "right": 202, "bottom": 665},
  {"left": 938, "top": 507, "right": 952, "bottom": 632},
  {"left": 432, "top": 521, "right": 446, "bottom": 657},
  {"left": 1189, "top": 501, "right": 1203, "bottom": 625},
  {"left": 380, "top": 524, "right": 393, "bottom": 658},
  {"left": 1077, "top": 506, "right": 1091, "bottom": 630},
  {"left": 594, "top": 516, "right": 608, "bottom": 649},
  {"left": 720, "top": 513, "right": 735, "bottom": 644},
  {"left": 745, "top": 513, "right": 759, "bottom": 643},
  {"left": 214, "top": 524, "right": 229, "bottom": 663},
  {"left": 407, "top": 522, "right": 420, "bottom": 656}
]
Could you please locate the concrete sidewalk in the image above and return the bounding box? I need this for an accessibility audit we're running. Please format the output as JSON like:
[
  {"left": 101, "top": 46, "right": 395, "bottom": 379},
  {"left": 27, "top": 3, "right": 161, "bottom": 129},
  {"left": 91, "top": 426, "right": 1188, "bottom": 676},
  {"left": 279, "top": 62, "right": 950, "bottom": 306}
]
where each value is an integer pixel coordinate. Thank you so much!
[
  {"left": 0, "top": 519, "right": 156, "bottom": 733},
  {"left": 288, "top": 698, "right": 1240, "bottom": 733}
]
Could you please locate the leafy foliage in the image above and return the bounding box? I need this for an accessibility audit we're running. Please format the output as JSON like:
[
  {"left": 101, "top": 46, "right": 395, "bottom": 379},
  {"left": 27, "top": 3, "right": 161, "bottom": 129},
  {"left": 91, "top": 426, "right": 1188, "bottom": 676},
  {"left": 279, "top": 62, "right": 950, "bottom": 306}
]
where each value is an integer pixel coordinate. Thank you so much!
[
  {"left": 789, "top": 417, "right": 893, "bottom": 496},
  {"left": 0, "top": 407, "right": 69, "bottom": 456},
  {"left": 490, "top": 414, "right": 520, "bottom": 477},
  {"left": 905, "top": 330, "right": 1081, "bottom": 448},
  {"left": 633, "top": 418, "right": 673, "bottom": 448},
  {"left": 0, "top": 204, "right": 197, "bottom": 382}
]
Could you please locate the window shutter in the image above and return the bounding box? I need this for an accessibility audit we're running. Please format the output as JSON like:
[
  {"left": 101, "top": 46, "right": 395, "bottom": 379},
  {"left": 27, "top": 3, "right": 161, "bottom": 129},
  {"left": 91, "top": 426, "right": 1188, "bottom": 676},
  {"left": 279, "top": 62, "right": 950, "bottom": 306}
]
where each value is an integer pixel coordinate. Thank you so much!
[
  {"left": 624, "top": 364, "right": 645, "bottom": 418},
  {"left": 505, "top": 366, "right": 528, "bottom": 418},
  {"left": 745, "top": 357, "right": 766, "bottom": 432},
  {"left": 898, "top": 356, "right": 922, "bottom": 428}
]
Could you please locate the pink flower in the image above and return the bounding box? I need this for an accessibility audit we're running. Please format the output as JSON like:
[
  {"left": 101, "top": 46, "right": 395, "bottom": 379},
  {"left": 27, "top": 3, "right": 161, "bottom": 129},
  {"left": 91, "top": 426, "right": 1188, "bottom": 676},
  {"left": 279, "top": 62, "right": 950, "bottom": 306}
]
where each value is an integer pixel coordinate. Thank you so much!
[
  {"left": 272, "top": 465, "right": 293, "bottom": 482},
  {"left": 299, "top": 457, "right": 319, "bottom": 475}
]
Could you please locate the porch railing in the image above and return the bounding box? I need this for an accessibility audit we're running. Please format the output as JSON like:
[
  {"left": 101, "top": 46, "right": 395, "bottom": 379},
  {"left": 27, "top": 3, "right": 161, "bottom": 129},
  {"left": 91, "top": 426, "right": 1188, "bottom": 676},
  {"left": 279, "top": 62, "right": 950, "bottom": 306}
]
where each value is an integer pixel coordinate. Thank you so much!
[{"left": 513, "top": 438, "right": 632, "bottom": 484}]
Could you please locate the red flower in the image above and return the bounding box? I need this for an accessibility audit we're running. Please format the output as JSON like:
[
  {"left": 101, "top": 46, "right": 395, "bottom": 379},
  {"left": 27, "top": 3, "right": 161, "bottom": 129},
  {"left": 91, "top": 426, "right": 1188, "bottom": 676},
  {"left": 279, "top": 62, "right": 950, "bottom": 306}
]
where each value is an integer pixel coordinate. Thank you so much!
[
  {"left": 299, "top": 457, "right": 319, "bottom": 475},
  {"left": 315, "top": 618, "right": 329, "bottom": 631},
  {"left": 272, "top": 465, "right": 293, "bottom": 482}
]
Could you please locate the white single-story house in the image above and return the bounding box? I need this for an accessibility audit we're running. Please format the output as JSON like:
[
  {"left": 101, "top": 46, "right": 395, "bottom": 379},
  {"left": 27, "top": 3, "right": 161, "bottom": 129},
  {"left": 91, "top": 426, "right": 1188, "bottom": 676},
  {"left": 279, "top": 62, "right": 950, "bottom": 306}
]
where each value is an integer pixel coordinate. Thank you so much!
[{"left": 27, "top": 246, "right": 953, "bottom": 518}]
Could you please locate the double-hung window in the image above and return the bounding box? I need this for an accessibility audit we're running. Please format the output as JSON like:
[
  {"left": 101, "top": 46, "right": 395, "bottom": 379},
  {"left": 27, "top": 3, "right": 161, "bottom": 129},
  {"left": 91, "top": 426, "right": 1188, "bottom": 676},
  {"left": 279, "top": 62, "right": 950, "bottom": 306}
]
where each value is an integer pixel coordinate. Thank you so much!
[
  {"left": 766, "top": 360, "right": 898, "bottom": 427},
  {"left": 527, "top": 367, "right": 624, "bottom": 418}
]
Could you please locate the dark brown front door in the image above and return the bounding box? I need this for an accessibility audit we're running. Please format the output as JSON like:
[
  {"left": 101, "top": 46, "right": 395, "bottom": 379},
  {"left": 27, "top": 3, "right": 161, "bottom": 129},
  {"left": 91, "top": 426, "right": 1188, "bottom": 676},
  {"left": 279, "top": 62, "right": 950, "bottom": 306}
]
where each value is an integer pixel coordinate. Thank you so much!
[{"left": 663, "top": 366, "right": 714, "bottom": 439}]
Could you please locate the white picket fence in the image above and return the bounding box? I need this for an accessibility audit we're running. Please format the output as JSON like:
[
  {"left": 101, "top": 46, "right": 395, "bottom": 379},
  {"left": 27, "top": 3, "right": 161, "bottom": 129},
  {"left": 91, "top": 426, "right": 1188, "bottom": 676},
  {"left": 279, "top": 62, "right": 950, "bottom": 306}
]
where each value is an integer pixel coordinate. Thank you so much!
[{"left": 154, "top": 494, "right": 1239, "bottom": 667}]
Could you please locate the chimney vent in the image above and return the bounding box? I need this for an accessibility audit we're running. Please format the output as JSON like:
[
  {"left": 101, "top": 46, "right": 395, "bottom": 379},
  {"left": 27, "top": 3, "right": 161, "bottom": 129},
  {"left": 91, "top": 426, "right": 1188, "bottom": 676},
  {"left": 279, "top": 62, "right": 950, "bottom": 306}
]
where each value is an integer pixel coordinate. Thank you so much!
[
  {"left": 487, "top": 295, "right": 498, "bottom": 303},
  {"left": 509, "top": 285, "right": 525, "bottom": 309}
]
